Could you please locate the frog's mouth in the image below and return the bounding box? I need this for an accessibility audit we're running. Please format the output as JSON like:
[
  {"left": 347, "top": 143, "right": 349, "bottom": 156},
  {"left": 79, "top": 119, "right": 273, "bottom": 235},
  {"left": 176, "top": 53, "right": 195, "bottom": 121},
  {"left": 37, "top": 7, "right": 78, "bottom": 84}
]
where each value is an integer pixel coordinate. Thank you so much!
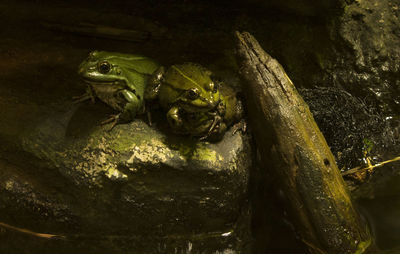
[
  {"left": 81, "top": 77, "right": 116, "bottom": 85},
  {"left": 180, "top": 98, "right": 221, "bottom": 113},
  {"left": 202, "top": 98, "right": 221, "bottom": 109}
]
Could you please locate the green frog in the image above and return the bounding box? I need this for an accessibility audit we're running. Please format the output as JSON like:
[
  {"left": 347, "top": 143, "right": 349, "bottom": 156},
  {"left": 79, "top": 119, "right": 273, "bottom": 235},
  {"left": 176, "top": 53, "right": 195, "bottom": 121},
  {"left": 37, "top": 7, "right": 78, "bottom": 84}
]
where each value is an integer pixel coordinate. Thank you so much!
[
  {"left": 146, "top": 63, "right": 243, "bottom": 140},
  {"left": 76, "top": 50, "right": 159, "bottom": 129}
]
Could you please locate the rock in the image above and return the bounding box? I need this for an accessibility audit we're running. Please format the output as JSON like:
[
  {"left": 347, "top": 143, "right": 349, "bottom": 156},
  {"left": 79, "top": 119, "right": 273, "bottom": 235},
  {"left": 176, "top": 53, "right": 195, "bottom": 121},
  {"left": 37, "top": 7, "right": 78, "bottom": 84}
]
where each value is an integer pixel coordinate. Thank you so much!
[
  {"left": 0, "top": 97, "right": 252, "bottom": 253},
  {"left": 300, "top": 87, "right": 398, "bottom": 171},
  {"left": 300, "top": 87, "right": 400, "bottom": 195},
  {"left": 325, "top": 0, "right": 400, "bottom": 115},
  {"left": 240, "top": 0, "right": 399, "bottom": 118}
]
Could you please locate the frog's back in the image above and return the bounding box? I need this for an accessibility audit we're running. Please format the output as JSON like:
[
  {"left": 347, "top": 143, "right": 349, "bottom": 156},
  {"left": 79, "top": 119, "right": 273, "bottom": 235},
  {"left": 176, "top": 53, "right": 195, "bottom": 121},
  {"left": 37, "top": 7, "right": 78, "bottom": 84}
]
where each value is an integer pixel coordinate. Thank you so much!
[
  {"left": 120, "top": 57, "right": 159, "bottom": 75},
  {"left": 95, "top": 51, "right": 159, "bottom": 75},
  {"left": 165, "top": 63, "right": 213, "bottom": 90}
]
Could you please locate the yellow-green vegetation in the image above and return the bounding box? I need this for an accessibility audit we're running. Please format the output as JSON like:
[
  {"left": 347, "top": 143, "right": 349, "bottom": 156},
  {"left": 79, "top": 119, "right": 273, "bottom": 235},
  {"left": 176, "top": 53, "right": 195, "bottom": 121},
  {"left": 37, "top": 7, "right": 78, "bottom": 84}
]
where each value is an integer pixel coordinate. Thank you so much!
[
  {"left": 185, "top": 144, "right": 223, "bottom": 163},
  {"left": 354, "top": 238, "right": 372, "bottom": 254}
]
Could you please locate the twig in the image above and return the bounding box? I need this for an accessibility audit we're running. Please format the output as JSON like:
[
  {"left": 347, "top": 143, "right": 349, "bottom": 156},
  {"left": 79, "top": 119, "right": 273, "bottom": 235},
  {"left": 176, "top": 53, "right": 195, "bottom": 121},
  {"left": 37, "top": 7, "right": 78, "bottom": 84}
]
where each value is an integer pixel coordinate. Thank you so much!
[
  {"left": 0, "top": 222, "right": 65, "bottom": 240},
  {"left": 342, "top": 156, "right": 400, "bottom": 176}
]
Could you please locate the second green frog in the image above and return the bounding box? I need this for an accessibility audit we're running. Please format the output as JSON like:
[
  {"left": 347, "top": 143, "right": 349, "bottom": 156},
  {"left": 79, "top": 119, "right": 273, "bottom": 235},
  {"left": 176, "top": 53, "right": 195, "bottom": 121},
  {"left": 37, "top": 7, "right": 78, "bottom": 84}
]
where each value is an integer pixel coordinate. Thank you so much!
[{"left": 145, "top": 63, "right": 243, "bottom": 140}]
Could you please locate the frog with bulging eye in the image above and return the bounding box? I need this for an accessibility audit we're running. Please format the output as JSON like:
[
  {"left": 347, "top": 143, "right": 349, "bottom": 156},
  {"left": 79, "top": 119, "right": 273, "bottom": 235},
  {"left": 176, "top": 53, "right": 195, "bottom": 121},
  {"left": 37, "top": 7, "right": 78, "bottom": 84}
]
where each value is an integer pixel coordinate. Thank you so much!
[
  {"left": 145, "top": 63, "right": 243, "bottom": 140},
  {"left": 76, "top": 50, "right": 159, "bottom": 129}
]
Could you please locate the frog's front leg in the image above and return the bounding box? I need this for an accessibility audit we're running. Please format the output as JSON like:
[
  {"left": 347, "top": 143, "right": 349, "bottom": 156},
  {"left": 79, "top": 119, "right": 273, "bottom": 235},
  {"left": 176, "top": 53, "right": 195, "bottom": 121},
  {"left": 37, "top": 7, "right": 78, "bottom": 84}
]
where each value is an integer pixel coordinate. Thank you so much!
[
  {"left": 101, "top": 89, "right": 142, "bottom": 131},
  {"left": 166, "top": 106, "right": 183, "bottom": 129},
  {"left": 119, "top": 89, "right": 142, "bottom": 121},
  {"left": 232, "top": 120, "right": 247, "bottom": 135},
  {"left": 199, "top": 112, "right": 224, "bottom": 141}
]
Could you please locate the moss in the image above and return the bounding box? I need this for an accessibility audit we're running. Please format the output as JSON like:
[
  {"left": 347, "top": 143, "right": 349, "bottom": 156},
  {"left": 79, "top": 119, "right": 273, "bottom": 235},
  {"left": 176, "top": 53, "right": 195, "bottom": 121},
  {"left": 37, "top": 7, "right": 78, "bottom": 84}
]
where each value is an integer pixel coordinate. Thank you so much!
[
  {"left": 106, "top": 123, "right": 159, "bottom": 152},
  {"left": 175, "top": 142, "right": 223, "bottom": 164},
  {"left": 362, "top": 138, "right": 374, "bottom": 153},
  {"left": 108, "top": 133, "right": 145, "bottom": 152},
  {"left": 192, "top": 145, "right": 224, "bottom": 163}
]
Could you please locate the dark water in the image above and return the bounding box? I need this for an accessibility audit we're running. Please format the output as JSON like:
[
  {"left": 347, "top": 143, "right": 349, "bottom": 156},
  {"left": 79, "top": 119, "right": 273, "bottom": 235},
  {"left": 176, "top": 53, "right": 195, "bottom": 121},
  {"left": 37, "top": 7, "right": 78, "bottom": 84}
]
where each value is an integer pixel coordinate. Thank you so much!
[{"left": 357, "top": 174, "right": 400, "bottom": 252}]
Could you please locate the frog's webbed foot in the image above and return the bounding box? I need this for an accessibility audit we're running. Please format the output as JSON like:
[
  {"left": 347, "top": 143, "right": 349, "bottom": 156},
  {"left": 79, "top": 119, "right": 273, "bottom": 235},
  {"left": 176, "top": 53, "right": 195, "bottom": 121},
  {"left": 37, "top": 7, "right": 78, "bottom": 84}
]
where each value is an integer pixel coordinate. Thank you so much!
[
  {"left": 208, "top": 115, "right": 221, "bottom": 133},
  {"left": 199, "top": 113, "right": 223, "bottom": 141},
  {"left": 73, "top": 87, "right": 95, "bottom": 104},
  {"left": 101, "top": 114, "right": 120, "bottom": 131},
  {"left": 73, "top": 93, "right": 93, "bottom": 104},
  {"left": 232, "top": 119, "right": 247, "bottom": 135},
  {"left": 199, "top": 132, "right": 213, "bottom": 141},
  {"left": 166, "top": 107, "right": 183, "bottom": 129},
  {"left": 199, "top": 123, "right": 225, "bottom": 141}
]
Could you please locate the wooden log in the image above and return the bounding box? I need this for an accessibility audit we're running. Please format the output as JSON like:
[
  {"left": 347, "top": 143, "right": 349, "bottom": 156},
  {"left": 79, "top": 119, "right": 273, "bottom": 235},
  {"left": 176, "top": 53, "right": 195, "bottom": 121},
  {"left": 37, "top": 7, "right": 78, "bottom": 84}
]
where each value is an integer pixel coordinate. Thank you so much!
[{"left": 235, "top": 31, "right": 374, "bottom": 253}]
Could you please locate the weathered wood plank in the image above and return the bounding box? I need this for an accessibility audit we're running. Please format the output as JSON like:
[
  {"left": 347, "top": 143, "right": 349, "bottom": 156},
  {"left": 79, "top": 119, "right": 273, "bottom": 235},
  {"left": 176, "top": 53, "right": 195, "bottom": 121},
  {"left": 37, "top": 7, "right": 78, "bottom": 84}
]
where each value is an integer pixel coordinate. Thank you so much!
[{"left": 235, "top": 31, "right": 374, "bottom": 254}]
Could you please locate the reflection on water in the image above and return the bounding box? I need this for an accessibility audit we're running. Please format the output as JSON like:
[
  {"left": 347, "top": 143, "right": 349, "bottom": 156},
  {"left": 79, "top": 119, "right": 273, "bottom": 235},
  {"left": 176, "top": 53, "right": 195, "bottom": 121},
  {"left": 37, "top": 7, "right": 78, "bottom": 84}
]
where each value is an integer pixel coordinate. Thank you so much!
[{"left": 357, "top": 174, "right": 400, "bottom": 252}]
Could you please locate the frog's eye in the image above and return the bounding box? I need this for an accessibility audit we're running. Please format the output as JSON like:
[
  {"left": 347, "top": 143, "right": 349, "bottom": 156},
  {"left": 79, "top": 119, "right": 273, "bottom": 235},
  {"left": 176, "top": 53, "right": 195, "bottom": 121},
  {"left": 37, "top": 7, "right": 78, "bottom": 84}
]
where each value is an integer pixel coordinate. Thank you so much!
[
  {"left": 98, "top": 61, "right": 111, "bottom": 74},
  {"left": 187, "top": 88, "right": 200, "bottom": 100}
]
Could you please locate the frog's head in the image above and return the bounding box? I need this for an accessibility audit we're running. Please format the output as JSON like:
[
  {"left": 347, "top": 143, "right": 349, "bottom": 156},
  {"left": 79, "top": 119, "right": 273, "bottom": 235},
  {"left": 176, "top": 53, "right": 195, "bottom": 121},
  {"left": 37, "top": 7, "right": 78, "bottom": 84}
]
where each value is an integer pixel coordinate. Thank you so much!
[
  {"left": 161, "top": 63, "right": 221, "bottom": 112},
  {"left": 79, "top": 51, "right": 122, "bottom": 84},
  {"left": 78, "top": 51, "right": 158, "bottom": 92},
  {"left": 78, "top": 51, "right": 145, "bottom": 89}
]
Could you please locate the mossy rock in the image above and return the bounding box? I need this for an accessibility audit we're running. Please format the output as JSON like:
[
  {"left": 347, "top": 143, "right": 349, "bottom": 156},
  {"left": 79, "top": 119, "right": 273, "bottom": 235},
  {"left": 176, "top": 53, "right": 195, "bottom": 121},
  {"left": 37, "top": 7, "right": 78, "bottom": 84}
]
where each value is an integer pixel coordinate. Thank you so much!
[{"left": 0, "top": 98, "right": 252, "bottom": 253}]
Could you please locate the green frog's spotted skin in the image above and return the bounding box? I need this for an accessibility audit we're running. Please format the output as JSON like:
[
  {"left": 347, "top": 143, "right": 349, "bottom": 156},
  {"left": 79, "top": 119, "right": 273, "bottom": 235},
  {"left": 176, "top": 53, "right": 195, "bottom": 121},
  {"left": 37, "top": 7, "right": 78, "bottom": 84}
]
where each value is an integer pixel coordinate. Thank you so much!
[{"left": 77, "top": 50, "right": 159, "bottom": 128}]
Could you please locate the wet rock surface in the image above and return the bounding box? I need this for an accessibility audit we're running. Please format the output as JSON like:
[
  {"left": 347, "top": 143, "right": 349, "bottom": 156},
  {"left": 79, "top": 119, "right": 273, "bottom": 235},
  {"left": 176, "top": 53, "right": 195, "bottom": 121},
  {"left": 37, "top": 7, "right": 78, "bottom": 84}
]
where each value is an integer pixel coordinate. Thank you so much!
[
  {"left": 243, "top": 0, "right": 400, "bottom": 117},
  {"left": 326, "top": 0, "right": 400, "bottom": 115},
  {"left": 301, "top": 87, "right": 399, "bottom": 172},
  {"left": 300, "top": 87, "right": 400, "bottom": 204}
]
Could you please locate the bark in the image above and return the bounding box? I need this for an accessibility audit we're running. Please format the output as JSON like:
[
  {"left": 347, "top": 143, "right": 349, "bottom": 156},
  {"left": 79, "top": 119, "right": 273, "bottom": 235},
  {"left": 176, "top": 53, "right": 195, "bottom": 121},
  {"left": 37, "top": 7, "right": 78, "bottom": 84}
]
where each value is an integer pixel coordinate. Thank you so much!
[{"left": 235, "top": 31, "right": 374, "bottom": 254}]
